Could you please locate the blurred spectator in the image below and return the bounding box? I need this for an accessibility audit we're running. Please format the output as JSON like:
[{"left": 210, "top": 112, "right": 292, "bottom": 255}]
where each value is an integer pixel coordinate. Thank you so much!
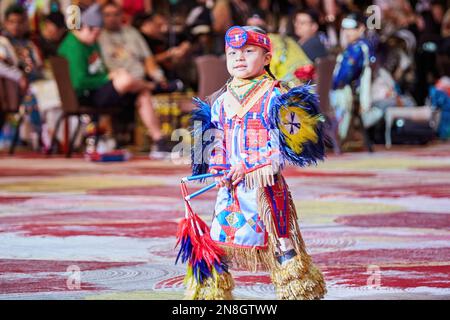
[
  {"left": 212, "top": 0, "right": 250, "bottom": 52},
  {"left": 1, "top": 4, "right": 44, "bottom": 146},
  {"left": 371, "top": 66, "right": 417, "bottom": 119},
  {"left": 36, "top": 11, "right": 67, "bottom": 59},
  {"left": 0, "top": 0, "right": 17, "bottom": 24},
  {"left": 437, "top": 8, "right": 450, "bottom": 77},
  {"left": 331, "top": 13, "right": 377, "bottom": 139},
  {"left": 332, "top": 13, "right": 375, "bottom": 90},
  {"left": 186, "top": 0, "right": 213, "bottom": 30},
  {"left": 294, "top": 8, "right": 328, "bottom": 62},
  {"left": 430, "top": 76, "right": 450, "bottom": 139},
  {"left": 132, "top": 12, "right": 191, "bottom": 83},
  {"left": 379, "top": 33, "right": 416, "bottom": 98},
  {"left": 117, "top": 0, "right": 152, "bottom": 22},
  {"left": 99, "top": 1, "right": 166, "bottom": 83},
  {"left": 418, "top": 0, "right": 445, "bottom": 37},
  {"left": 294, "top": 0, "right": 339, "bottom": 47},
  {"left": 0, "top": 35, "right": 28, "bottom": 91},
  {"left": 190, "top": 24, "right": 216, "bottom": 57},
  {"left": 212, "top": 0, "right": 250, "bottom": 32},
  {"left": 58, "top": 4, "right": 171, "bottom": 158},
  {"left": 74, "top": 0, "right": 97, "bottom": 12},
  {"left": 413, "top": 0, "right": 447, "bottom": 105},
  {"left": 376, "top": 0, "right": 418, "bottom": 38},
  {"left": 2, "top": 4, "right": 43, "bottom": 82},
  {"left": 186, "top": 0, "right": 217, "bottom": 56},
  {"left": 429, "top": 8, "right": 450, "bottom": 140},
  {"left": 249, "top": 0, "right": 278, "bottom": 33},
  {"left": 246, "top": 10, "right": 312, "bottom": 85}
]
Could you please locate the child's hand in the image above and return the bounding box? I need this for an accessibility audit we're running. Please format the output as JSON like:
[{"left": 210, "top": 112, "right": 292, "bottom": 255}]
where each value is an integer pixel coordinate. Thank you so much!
[
  {"left": 210, "top": 169, "right": 228, "bottom": 189},
  {"left": 227, "top": 164, "right": 245, "bottom": 186},
  {"left": 211, "top": 165, "right": 245, "bottom": 189}
]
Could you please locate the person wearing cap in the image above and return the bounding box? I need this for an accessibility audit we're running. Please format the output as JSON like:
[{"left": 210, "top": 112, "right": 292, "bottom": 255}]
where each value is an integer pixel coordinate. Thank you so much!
[
  {"left": 331, "top": 12, "right": 376, "bottom": 140},
  {"left": 294, "top": 9, "right": 328, "bottom": 63},
  {"left": 185, "top": 25, "right": 326, "bottom": 300},
  {"left": 58, "top": 4, "right": 172, "bottom": 158}
]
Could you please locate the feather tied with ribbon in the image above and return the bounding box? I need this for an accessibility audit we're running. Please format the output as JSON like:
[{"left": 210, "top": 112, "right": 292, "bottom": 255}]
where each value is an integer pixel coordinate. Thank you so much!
[{"left": 175, "top": 180, "right": 229, "bottom": 286}]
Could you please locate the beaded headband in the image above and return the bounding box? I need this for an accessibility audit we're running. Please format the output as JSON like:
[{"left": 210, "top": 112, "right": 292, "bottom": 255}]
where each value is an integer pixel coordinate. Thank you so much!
[{"left": 225, "top": 26, "right": 272, "bottom": 52}]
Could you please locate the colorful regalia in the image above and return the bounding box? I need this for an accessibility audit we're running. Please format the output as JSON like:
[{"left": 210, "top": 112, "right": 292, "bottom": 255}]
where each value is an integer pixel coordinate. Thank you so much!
[
  {"left": 331, "top": 38, "right": 375, "bottom": 139},
  {"left": 183, "top": 26, "right": 327, "bottom": 300},
  {"left": 269, "top": 33, "right": 312, "bottom": 86}
]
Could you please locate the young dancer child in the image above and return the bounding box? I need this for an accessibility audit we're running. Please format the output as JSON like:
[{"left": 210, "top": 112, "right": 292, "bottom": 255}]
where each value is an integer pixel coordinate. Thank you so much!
[{"left": 189, "top": 25, "right": 327, "bottom": 300}]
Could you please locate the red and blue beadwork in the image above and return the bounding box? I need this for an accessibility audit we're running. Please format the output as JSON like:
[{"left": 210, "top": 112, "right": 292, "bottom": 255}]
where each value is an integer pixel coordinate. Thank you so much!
[
  {"left": 225, "top": 26, "right": 248, "bottom": 49},
  {"left": 225, "top": 26, "right": 271, "bottom": 52}
]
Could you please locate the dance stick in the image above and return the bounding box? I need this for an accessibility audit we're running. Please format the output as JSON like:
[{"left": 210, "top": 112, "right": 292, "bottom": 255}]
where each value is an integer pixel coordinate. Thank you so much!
[
  {"left": 181, "top": 171, "right": 225, "bottom": 182},
  {"left": 184, "top": 182, "right": 217, "bottom": 201}
]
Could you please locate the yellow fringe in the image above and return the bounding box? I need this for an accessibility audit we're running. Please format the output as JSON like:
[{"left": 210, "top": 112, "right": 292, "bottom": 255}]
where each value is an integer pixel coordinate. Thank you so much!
[
  {"left": 214, "top": 179, "right": 316, "bottom": 271},
  {"left": 269, "top": 255, "right": 327, "bottom": 300},
  {"left": 185, "top": 176, "right": 326, "bottom": 300},
  {"left": 185, "top": 270, "right": 235, "bottom": 300},
  {"left": 245, "top": 166, "right": 276, "bottom": 190},
  {"left": 221, "top": 245, "right": 276, "bottom": 272},
  {"left": 220, "top": 177, "right": 326, "bottom": 299}
]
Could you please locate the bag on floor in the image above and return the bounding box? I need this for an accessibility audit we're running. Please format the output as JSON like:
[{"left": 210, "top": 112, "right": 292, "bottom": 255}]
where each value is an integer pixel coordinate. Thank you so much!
[{"left": 390, "top": 118, "right": 435, "bottom": 145}]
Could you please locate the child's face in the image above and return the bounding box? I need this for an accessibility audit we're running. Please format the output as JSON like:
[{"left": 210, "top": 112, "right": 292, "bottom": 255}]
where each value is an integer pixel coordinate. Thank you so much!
[{"left": 226, "top": 45, "right": 271, "bottom": 79}]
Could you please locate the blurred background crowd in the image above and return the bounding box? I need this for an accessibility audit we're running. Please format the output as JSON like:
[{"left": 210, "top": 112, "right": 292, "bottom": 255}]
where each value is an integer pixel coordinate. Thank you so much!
[{"left": 0, "top": 0, "right": 449, "bottom": 160}]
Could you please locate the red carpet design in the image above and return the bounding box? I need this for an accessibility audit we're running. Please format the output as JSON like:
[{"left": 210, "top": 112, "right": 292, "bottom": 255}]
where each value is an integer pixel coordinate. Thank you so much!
[{"left": 0, "top": 143, "right": 449, "bottom": 299}]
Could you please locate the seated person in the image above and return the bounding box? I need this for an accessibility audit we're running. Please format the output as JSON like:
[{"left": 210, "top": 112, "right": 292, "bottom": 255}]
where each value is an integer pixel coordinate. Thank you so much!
[
  {"left": 246, "top": 10, "right": 312, "bottom": 85},
  {"left": 1, "top": 4, "right": 44, "bottom": 148},
  {"left": 294, "top": 9, "right": 328, "bottom": 63},
  {"left": 132, "top": 12, "right": 191, "bottom": 83},
  {"left": 36, "top": 11, "right": 68, "bottom": 59},
  {"left": 2, "top": 5, "right": 43, "bottom": 84},
  {"left": 0, "top": 35, "right": 27, "bottom": 92},
  {"left": 371, "top": 66, "right": 416, "bottom": 122},
  {"left": 57, "top": 4, "right": 171, "bottom": 158},
  {"left": 98, "top": 1, "right": 166, "bottom": 85}
]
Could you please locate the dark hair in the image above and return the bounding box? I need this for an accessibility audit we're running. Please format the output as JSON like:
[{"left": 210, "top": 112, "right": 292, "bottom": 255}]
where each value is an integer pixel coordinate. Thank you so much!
[
  {"left": 242, "top": 25, "right": 267, "bottom": 35},
  {"left": 241, "top": 26, "right": 276, "bottom": 79},
  {"left": 5, "top": 4, "right": 26, "bottom": 20},
  {"left": 295, "top": 8, "right": 320, "bottom": 25},
  {"left": 45, "top": 11, "right": 66, "bottom": 29},
  {"left": 248, "top": 9, "right": 267, "bottom": 22},
  {"left": 101, "top": 0, "right": 121, "bottom": 11},
  {"left": 430, "top": 0, "right": 445, "bottom": 7},
  {"left": 132, "top": 12, "right": 158, "bottom": 30}
]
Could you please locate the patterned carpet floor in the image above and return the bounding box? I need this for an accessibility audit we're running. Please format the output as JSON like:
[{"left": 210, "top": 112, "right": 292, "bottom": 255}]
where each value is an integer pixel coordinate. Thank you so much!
[{"left": 0, "top": 142, "right": 449, "bottom": 300}]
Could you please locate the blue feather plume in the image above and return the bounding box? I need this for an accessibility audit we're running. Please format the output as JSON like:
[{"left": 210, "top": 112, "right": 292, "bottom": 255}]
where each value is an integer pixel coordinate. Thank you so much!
[{"left": 190, "top": 97, "right": 217, "bottom": 177}]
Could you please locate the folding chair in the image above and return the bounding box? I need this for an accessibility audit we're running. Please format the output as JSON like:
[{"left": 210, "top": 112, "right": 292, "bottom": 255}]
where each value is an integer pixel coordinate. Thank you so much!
[{"left": 49, "top": 56, "right": 121, "bottom": 157}]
